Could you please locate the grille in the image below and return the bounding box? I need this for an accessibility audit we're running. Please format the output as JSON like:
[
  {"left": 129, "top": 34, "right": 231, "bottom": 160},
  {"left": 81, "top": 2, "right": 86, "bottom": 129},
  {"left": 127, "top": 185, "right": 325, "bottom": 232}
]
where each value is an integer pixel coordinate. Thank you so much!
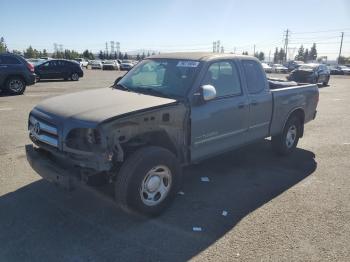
[{"left": 29, "top": 115, "right": 59, "bottom": 148}]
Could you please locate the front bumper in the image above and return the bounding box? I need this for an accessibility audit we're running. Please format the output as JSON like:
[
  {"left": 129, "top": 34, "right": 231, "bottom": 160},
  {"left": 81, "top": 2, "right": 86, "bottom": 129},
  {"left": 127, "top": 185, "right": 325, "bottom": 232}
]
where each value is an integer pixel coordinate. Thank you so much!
[{"left": 26, "top": 144, "right": 79, "bottom": 190}]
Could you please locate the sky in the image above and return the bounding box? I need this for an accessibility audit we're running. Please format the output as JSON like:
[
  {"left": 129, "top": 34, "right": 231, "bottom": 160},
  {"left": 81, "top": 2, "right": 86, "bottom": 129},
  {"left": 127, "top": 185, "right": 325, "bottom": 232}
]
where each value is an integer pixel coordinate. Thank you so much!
[{"left": 1, "top": 0, "right": 350, "bottom": 60}]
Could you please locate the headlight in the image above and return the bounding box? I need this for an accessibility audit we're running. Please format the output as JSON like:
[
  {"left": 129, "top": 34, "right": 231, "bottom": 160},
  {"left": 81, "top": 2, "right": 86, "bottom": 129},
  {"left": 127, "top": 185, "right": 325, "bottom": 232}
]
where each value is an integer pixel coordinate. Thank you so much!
[{"left": 66, "top": 128, "right": 102, "bottom": 151}]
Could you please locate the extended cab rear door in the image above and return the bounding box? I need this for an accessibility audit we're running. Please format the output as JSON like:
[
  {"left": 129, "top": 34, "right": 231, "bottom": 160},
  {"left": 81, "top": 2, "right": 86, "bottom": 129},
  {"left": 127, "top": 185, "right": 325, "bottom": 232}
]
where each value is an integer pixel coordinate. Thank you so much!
[
  {"left": 190, "top": 60, "right": 249, "bottom": 161},
  {"left": 241, "top": 60, "right": 273, "bottom": 140}
]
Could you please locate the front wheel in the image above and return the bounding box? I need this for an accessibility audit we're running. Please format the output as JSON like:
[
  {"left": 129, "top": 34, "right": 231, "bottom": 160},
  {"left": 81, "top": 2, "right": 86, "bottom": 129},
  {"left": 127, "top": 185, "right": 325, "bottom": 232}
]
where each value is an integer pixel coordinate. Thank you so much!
[
  {"left": 272, "top": 116, "right": 301, "bottom": 156},
  {"left": 71, "top": 72, "right": 79, "bottom": 81},
  {"left": 5, "top": 77, "right": 26, "bottom": 95},
  {"left": 115, "top": 146, "right": 182, "bottom": 216}
]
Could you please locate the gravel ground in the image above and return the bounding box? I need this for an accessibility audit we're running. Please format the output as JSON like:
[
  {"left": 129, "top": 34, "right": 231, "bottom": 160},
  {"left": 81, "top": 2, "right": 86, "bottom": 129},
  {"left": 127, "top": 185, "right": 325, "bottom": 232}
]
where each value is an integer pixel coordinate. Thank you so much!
[{"left": 0, "top": 70, "right": 349, "bottom": 262}]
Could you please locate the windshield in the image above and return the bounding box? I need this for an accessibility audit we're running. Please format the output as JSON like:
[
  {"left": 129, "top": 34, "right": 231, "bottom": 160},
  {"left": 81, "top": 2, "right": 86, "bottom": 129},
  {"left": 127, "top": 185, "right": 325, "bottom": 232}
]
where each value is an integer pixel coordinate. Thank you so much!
[
  {"left": 117, "top": 59, "right": 200, "bottom": 99},
  {"left": 299, "top": 65, "right": 317, "bottom": 70},
  {"left": 122, "top": 60, "right": 132, "bottom": 63}
]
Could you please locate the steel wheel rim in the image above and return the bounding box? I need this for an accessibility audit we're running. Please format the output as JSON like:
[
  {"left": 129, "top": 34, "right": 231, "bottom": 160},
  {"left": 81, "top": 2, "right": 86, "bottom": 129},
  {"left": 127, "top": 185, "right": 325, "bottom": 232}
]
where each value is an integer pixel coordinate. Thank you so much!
[
  {"left": 286, "top": 125, "right": 297, "bottom": 148},
  {"left": 72, "top": 73, "right": 79, "bottom": 80},
  {"left": 9, "top": 79, "right": 23, "bottom": 92},
  {"left": 140, "top": 165, "right": 172, "bottom": 206}
]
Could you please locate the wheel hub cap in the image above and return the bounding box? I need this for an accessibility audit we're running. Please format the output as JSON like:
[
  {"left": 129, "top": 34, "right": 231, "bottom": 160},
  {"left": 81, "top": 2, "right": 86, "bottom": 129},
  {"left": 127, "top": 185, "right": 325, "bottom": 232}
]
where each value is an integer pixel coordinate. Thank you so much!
[
  {"left": 140, "top": 165, "right": 172, "bottom": 206},
  {"left": 146, "top": 176, "right": 161, "bottom": 192},
  {"left": 286, "top": 125, "right": 297, "bottom": 148},
  {"left": 10, "top": 80, "right": 23, "bottom": 92}
]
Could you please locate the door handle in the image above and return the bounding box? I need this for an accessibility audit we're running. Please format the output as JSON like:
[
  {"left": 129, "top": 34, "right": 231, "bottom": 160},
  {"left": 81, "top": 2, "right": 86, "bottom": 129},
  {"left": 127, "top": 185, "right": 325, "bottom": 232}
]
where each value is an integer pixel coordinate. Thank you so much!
[
  {"left": 0, "top": 65, "right": 8, "bottom": 68},
  {"left": 251, "top": 100, "right": 258, "bottom": 106}
]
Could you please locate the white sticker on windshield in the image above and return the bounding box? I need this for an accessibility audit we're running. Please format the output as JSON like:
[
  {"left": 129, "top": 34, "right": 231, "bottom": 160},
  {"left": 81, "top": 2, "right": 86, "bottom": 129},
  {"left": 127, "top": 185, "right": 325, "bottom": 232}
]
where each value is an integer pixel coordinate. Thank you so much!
[{"left": 177, "top": 61, "right": 200, "bottom": 67}]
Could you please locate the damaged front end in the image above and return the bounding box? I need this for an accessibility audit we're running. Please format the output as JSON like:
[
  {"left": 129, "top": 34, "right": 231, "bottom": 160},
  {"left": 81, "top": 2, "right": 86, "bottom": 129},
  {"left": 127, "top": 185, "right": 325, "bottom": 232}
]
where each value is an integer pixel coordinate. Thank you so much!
[
  {"left": 100, "top": 103, "right": 188, "bottom": 168},
  {"left": 27, "top": 103, "right": 188, "bottom": 189}
]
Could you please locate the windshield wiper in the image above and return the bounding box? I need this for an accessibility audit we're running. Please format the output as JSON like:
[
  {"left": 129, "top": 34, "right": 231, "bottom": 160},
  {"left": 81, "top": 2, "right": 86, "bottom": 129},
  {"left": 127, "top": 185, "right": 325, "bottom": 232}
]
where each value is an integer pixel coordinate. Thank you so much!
[
  {"left": 113, "top": 83, "right": 129, "bottom": 91},
  {"left": 132, "top": 87, "right": 168, "bottom": 98}
]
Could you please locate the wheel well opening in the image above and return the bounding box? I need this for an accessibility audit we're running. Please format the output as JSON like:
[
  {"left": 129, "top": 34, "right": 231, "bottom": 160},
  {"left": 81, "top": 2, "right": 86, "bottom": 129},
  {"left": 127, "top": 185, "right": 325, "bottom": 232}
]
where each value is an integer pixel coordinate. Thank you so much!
[
  {"left": 122, "top": 131, "right": 178, "bottom": 159},
  {"left": 5, "top": 75, "right": 25, "bottom": 84}
]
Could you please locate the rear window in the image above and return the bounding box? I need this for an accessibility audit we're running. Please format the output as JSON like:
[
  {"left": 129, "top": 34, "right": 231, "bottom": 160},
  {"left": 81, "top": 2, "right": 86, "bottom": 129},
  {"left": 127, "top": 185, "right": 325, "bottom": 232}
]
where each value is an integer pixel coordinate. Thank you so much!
[
  {"left": 0, "top": 55, "right": 21, "bottom": 65},
  {"left": 242, "top": 60, "right": 266, "bottom": 94}
]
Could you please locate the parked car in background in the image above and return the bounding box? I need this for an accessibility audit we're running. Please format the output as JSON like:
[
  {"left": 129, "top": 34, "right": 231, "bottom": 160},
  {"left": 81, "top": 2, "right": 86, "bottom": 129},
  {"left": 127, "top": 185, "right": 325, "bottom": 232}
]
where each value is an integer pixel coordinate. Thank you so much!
[
  {"left": 35, "top": 59, "right": 83, "bottom": 81},
  {"left": 285, "top": 60, "right": 304, "bottom": 71},
  {"left": 102, "top": 60, "right": 120, "bottom": 70},
  {"left": 288, "top": 63, "right": 330, "bottom": 86},
  {"left": 91, "top": 60, "right": 103, "bottom": 69},
  {"left": 337, "top": 65, "right": 350, "bottom": 75},
  {"left": 261, "top": 63, "right": 272, "bottom": 73},
  {"left": 120, "top": 60, "right": 134, "bottom": 71},
  {"left": 27, "top": 52, "right": 319, "bottom": 216},
  {"left": 27, "top": 58, "right": 45, "bottom": 66},
  {"left": 0, "top": 53, "right": 36, "bottom": 95},
  {"left": 74, "top": 58, "right": 88, "bottom": 68},
  {"left": 328, "top": 65, "right": 344, "bottom": 75},
  {"left": 272, "top": 64, "right": 288, "bottom": 73}
]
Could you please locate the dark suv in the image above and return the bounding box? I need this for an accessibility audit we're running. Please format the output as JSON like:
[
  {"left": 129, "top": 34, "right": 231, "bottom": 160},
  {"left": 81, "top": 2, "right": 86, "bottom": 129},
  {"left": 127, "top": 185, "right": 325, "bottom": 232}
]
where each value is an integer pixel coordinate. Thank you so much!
[
  {"left": 35, "top": 59, "right": 84, "bottom": 81},
  {"left": 0, "top": 53, "right": 36, "bottom": 95}
]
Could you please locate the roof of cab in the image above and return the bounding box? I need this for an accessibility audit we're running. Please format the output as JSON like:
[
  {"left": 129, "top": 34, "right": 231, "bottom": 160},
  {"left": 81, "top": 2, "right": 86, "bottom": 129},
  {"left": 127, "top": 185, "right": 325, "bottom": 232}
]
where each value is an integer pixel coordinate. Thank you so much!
[{"left": 149, "top": 52, "right": 258, "bottom": 62}]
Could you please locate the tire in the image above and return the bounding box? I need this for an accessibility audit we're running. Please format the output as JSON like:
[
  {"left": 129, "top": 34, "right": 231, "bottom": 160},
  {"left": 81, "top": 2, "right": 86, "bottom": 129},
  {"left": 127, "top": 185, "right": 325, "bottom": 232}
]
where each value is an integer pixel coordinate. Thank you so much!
[
  {"left": 115, "top": 146, "right": 182, "bottom": 216},
  {"left": 5, "top": 77, "right": 26, "bottom": 95},
  {"left": 71, "top": 72, "right": 79, "bottom": 81},
  {"left": 271, "top": 115, "right": 301, "bottom": 156},
  {"left": 36, "top": 75, "right": 41, "bottom": 82},
  {"left": 323, "top": 76, "right": 330, "bottom": 86}
]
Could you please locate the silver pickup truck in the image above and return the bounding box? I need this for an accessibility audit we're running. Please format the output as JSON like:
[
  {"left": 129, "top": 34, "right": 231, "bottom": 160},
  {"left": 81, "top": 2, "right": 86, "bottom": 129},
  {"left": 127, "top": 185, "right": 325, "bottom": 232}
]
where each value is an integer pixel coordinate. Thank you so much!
[{"left": 26, "top": 53, "right": 319, "bottom": 216}]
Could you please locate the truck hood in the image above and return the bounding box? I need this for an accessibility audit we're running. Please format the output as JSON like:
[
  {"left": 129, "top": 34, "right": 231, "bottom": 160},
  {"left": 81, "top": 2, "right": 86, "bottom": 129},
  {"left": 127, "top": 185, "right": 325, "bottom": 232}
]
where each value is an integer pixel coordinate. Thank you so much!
[{"left": 34, "top": 88, "right": 177, "bottom": 123}]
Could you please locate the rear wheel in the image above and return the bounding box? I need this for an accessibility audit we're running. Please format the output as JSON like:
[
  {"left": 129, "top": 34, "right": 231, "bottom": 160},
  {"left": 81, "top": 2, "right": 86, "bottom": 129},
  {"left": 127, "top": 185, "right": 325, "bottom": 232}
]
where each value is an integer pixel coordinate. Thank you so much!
[
  {"left": 5, "top": 77, "right": 26, "bottom": 95},
  {"left": 71, "top": 72, "right": 79, "bottom": 81},
  {"left": 323, "top": 76, "right": 330, "bottom": 86},
  {"left": 115, "top": 146, "right": 182, "bottom": 216},
  {"left": 272, "top": 115, "right": 301, "bottom": 155}
]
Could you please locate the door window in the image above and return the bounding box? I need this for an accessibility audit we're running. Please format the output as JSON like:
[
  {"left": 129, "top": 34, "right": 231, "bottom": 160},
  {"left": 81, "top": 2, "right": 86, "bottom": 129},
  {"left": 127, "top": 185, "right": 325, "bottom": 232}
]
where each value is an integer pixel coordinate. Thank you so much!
[
  {"left": 49, "top": 61, "right": 57, "bottom": 67},
  {"left": 202, "top": 61, "right": 241, "bottom": 97},
  {"left": 1, "top": 56, "right": 21, "bottom": 65},
  {"left": 242, "top": 60, "right": 266, "bottom": 94}
]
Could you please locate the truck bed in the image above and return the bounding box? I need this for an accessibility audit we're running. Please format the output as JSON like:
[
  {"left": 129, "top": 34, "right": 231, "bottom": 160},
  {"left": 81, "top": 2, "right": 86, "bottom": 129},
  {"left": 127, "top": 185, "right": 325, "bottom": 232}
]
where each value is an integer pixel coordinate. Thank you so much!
[{"left": 269, "top": 82, "right": 319, "bottom": 136}]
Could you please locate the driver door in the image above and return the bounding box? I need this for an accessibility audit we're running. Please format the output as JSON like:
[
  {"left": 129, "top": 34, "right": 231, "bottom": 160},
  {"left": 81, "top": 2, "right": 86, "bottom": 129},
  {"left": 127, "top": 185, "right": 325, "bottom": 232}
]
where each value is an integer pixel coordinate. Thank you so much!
[
  {"left": 190, "top": 61, "right": 249, "bottom": 161},
  {"left": 38, "top": 61, "right": 55, "bottom": 79}
]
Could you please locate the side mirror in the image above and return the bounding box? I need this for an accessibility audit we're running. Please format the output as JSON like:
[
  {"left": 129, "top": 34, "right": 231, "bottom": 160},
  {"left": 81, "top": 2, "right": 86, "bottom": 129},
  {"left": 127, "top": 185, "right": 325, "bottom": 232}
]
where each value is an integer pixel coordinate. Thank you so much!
[{"left": 201, "top": 85, "right": 216, "bottom": 101}]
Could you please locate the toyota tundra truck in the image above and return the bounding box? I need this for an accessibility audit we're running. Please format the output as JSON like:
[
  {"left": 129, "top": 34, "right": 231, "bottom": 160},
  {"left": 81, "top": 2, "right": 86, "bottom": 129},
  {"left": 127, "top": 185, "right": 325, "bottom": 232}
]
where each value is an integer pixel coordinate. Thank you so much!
[{"left": 26, "top": 53, "right": 319, "bottom": 216}]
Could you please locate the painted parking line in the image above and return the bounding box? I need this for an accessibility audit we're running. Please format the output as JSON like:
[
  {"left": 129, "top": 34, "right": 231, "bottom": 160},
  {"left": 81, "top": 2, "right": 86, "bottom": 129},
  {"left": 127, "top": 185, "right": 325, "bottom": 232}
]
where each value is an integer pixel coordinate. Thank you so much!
[
  {"left": 0, "top": 107, "right": 13, "bottom": 111},
  {"left": 25, "top": 94, "right": 50, "bottom": 97}
]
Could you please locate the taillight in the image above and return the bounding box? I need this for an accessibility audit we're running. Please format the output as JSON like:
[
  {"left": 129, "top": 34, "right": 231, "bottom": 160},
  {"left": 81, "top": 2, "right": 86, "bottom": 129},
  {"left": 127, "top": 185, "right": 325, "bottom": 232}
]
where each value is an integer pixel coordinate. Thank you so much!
[{"left": 26, "top": 62, "right": 34, "bottom": 72}]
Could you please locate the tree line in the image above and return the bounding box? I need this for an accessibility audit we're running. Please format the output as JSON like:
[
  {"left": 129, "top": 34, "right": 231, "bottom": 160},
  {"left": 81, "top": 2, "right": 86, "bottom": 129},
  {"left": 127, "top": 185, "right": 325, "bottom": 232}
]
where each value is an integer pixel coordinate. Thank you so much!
[
  {"left": 294, "top": 43, "right": 317, "bottom": 62},
  {"left": 1, "top": 36, "right": 349, "bottom": 64},
  {"left": 241, "top": 51, "right": 265, "bottom": 62}
]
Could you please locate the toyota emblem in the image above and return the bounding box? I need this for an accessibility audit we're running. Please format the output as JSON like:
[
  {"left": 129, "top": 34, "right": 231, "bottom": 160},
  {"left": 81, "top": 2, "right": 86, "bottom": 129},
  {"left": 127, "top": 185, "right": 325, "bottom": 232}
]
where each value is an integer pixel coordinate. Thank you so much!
[{"left": 32, "top": 122, "right": 41, "bottom": 135}]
